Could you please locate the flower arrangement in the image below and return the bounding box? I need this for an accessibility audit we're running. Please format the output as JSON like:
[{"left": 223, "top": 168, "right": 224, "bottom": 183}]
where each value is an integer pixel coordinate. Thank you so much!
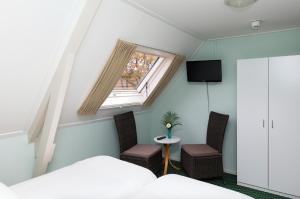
[{"left": 161, "top": 111, "right": 182, "bottom": 138}]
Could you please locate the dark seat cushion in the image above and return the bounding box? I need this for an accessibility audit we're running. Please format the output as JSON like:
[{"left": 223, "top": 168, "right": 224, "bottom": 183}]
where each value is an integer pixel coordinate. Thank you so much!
[
  {"left": 182, "top": 144, "right": 220, "bottom": 157},
  {"left": 122, "top": 144, "right": 161, "bottom": 159}
]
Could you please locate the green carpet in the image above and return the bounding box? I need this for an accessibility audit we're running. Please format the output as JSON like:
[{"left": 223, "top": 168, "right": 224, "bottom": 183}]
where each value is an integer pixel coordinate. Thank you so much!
[{"left": 163, "top": 161, "right": 289, "bottom": 199}]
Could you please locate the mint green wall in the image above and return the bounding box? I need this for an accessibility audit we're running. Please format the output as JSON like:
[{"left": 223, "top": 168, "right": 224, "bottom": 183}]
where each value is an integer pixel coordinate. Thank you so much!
[
  {"left": 0, "top": 111, "right": 150, "bottom": 185},
  {"left": 0, "top": 134, "right": 34, "bottom": 185},
  {"left": 48, "top": 111, "right": 151, "bottom": 171},
  {"left": 149, "top": 28, "right": 300, "bottom": 174},
  {"left": 1, "top": 28, "right": 300, "bottom": 186}
]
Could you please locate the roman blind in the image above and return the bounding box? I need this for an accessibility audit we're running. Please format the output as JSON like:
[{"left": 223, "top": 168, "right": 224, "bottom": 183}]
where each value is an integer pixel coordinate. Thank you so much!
[{"left": 78, "top": 39, "right": 137, "bottom": 115}]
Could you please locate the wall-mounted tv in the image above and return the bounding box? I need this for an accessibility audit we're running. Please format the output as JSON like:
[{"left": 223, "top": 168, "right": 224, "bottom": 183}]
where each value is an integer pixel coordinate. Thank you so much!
[{"left": 186, "top": 60, "right": 222, "bottom": 82}]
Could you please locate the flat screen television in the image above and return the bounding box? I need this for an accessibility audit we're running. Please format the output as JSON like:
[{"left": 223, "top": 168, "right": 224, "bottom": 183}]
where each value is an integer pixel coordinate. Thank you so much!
[{"left": 186, "top": 60, "right": 222, "bottom": 82}]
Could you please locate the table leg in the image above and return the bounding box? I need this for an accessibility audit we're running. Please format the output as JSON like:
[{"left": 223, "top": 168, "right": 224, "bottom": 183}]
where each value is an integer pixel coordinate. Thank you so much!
[
  {"left": 163, "top": 144, "right": 170, "bottom": 175},
  {"left": 169, "top": 159, "right": 180, "bottom": 170}
]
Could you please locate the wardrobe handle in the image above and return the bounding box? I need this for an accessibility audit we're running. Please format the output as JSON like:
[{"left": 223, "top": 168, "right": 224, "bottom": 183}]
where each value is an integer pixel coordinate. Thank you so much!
[
  {"left": 262, "top": 120, "right": 265, "bottom": 128},
  {"left": 271, "top": 120, "right": 274, "bottom": 128}
]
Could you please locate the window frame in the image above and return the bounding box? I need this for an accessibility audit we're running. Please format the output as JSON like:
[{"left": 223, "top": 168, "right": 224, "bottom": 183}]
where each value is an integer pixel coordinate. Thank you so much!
[
  {"left": 136, "top": 57, "right": 164, "bottom": 93},
  {"left": 101, "top": 46, "right": 175, "bottom": 109}
]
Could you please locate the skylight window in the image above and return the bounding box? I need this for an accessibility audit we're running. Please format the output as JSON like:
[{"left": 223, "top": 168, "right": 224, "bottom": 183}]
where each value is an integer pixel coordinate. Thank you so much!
[
  {"left": 101, "top": 46, "right": 176, "bottom": 109},
  {"left": 78, "top": 40, "right": 184, "bottom": 115},
  {"left": 113, "top": 52, "right": 159, "bottom": 91}
]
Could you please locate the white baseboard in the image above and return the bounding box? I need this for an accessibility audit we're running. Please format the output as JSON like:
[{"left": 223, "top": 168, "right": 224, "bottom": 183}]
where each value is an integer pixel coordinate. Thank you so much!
[
  {"left": 224, "top": 168, "right": 237, "bottom": 175},
  {"left": 238, "top": 182, "right": 300, "bottom": 199},
  {"left": 59, "top": 110, "right": 149, "bottom": 128},
  {"left": 58, "top": 116, "right": 114, "bottom": 128},
  {"left": 0, "top": 130, "right": 25, "bottom": 139}
]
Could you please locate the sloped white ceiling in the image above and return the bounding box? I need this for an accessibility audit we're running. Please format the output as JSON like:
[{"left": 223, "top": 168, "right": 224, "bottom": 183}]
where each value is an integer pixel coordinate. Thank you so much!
[
  {"left": 0, "top": 0, "right": 83, "bottom": 134},
  {"left": 0, "top": 0, "right": 201, "bottom": 134},
  {"left": 60, "top": 0, "right": 201, "bottom": 124},
  {"left": 127, "top": 0, "right": 300, "bottom": 39}
]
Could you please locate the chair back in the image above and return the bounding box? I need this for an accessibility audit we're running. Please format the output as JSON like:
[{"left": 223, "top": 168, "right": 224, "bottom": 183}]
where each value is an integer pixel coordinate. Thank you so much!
[
  {"left": 114, "top": 111, "right": 138, "bottom": 153},
  {"left": 206, "top": 111, "right": 229, "bottom": 153}
]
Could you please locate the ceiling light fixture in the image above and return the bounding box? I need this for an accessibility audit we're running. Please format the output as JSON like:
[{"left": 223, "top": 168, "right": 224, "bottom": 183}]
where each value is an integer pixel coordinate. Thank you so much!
[{"left": 225, "top": 0, "right": 257, "bottom": 8}]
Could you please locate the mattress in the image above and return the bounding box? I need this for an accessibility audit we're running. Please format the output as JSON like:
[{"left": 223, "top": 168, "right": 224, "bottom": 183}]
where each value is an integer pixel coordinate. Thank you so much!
[
  {"left": 11, "top": 156, "right": 157, "bottom": 199},
  {"left": 132, "top": 174, "right": 254, "bottom": 199}
]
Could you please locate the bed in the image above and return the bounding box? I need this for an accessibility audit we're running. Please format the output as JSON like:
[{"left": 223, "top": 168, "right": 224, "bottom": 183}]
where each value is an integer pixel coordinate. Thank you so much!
[
  {"left": 8, "top": 156, "right": 253, "bottom": 199},
  {"left": 10, "top": 156, "right": 156, "bottom": 199},
  {"left": 133, "top": 174, "right": 253, "bottom": 199}
]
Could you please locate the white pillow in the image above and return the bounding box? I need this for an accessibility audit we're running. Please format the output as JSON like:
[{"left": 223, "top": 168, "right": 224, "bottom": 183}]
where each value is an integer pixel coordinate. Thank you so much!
[{"left": 0, "top": 183, "right": 19, "bottom": 199}]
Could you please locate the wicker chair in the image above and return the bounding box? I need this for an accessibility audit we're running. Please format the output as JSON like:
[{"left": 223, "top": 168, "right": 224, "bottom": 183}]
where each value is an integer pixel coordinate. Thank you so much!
[
  {"left": 181, "top": 111, "right": 229, "bottom": 179},
  {"left": 114, "top": 111, "right": 162, "bottom": 174}
]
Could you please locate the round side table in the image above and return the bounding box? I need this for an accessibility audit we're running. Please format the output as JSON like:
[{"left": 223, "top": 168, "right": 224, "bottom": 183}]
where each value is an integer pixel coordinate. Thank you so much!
[{"left": 154, "top": 135, "right": 181, "bottom": 175}]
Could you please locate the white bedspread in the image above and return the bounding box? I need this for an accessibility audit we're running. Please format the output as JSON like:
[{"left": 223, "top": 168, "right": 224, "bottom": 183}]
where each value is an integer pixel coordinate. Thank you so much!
[
  {"left": 11, "top": 156, "right": 157, "bottom": 199},
  {"left": 10, "top": 156, "right": 254, "bottom": 199},
  {"left": 133, "top": 174, "right": 254, "bottom": 199}
]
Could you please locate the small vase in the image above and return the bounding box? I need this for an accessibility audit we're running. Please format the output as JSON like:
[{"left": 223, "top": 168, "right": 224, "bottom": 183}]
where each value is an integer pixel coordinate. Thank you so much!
[{"left": 167, "top": 128, "right": 172, "bottom": 139}]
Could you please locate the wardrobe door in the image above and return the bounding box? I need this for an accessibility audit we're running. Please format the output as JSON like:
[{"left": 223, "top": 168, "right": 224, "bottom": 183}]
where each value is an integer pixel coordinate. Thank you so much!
[
  {"left": 237, "top": 58, "right": 269, "bottom": 188},
  {"left": 269, "top": 55, "right": 300, "bottom": 197}
]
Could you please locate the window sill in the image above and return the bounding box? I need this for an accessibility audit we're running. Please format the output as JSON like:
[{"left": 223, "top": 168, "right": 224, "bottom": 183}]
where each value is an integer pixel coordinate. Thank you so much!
[{"left": 100, "top": 102, "right": 142, "bottom": 110}]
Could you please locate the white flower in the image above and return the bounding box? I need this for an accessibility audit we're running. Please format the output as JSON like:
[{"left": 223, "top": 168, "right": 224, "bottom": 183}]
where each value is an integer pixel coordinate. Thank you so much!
[{"left": 166, "top": 123, "right": 172, "bottom": 129}]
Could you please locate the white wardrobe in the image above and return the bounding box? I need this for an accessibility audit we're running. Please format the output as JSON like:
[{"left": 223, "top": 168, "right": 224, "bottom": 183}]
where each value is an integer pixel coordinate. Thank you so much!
[{"left": 237, "top": 55, "right": 300, "bottom": 199}]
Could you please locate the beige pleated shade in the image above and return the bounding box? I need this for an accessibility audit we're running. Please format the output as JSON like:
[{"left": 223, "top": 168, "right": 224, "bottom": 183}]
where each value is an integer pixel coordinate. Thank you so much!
[
  {"left": 143, "top": 54, "right": 185, "bottom": 107},
  {"left": 78, "top": 40, "right": 137, "bottom": 115}
]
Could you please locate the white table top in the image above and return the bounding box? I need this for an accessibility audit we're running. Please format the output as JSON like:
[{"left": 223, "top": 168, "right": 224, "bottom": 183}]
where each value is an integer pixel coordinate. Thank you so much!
[{"left": 154, "top": 135, "right": 181, "bottom": 144}]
